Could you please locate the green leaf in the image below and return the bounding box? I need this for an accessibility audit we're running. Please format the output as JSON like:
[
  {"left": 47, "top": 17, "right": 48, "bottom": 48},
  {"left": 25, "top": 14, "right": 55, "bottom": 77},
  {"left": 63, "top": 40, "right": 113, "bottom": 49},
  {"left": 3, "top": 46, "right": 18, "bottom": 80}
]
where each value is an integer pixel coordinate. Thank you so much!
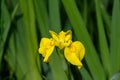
[
  {"left": 101, "top": 4, "right": 111, "bottom": 34},
  {"left": 94, "top": 0, "right": 111, "bottom": 77},
  {"left": 0, "top": 0, "right": 11, "bottom": 65},
  {"left": 110, "top": 0, "right": 120, "bottom": 75},
  {"left": 80, "top": 67, "right": 92, "bottom": 80},
  {"left": 17, "top": 0, "right": 42, "bottom": 79},
  {"left": 49, "top": 0, "right": 61, "bottom": 32},
  {"left": 49, "top": 49, "right": 68, "bottom": 80},
  {"left": 34, "top": 0, "right": 49, "bottom": 37}
]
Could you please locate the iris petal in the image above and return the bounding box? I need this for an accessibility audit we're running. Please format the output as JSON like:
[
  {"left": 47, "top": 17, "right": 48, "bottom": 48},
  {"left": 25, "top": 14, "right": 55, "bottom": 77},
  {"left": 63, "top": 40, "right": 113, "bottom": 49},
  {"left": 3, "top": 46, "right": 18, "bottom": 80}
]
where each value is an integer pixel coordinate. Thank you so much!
[
  {"left": 38, "top": 38, "right": 55, "bottom": 62},
  {"left": 49, "top": 30, "right": 72, "bottom": 49},
  {"left": 65, "top": 30, "right": 72, "bottom": 41},
  {"left": 49, "top": 31, "right": 59, "bottom": 41},
  {"left": 64, "top": 46, "right": 82, "bottom": 68},
  {"left": 64, "top": 41, "right": 85, "bottom": 68},
  {"left": 71, "top": 41, "right": 85, "bottom": 60}
]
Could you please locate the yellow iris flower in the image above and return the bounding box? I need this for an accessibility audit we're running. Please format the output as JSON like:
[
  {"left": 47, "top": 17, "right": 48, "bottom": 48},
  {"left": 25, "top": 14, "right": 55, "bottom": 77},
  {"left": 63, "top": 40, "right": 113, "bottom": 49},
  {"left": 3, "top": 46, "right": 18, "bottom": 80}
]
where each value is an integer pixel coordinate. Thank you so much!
[{"left": 38, "top": 30, "right": 85, "bottom": 68}]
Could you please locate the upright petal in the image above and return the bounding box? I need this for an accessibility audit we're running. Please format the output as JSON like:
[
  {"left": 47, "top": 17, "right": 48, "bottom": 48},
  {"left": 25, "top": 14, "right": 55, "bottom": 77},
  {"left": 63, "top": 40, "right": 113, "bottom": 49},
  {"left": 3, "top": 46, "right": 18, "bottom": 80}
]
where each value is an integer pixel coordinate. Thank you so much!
[
  {"left": 38, "top": 38, "right": 55, "bottom": 62},
  {"left": 49, "top": 31, "right": 59, "bottom": 47},
  {"left": 59, "top": 31, "right": 66, "bottom": 39},
  {"left": 56, "top": 30, "right": 72, "bottom": 49},
  {"left": 49, "top": 30, "right": 72, "bottom": 49},
  {"left": 65, "top": 30, "right": 72, "bottom": 42},
  {"left": 57, "top": 31, "right": 66, "bottom": 49},
  {"left": 64, "top": 30, "right": 72, "bottom": 47},
  {"left": 49, "top": 30, "right": 59, "bottom": 41}
]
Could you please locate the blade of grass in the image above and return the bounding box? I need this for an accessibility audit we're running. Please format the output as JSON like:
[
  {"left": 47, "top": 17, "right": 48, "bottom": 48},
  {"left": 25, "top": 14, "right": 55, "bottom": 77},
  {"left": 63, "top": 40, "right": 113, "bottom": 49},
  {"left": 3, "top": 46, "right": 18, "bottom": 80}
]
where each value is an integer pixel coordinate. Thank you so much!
[
  {"left": 0, "top": 0, "right": 11, "bottom": 65},
  {"left": 4, "top": 30, "right": 27, "bottom": 79},
  {"left": 110, "top": 0, "right": 120, "bottom": 75},
  {"left": 34, "top": 0, "right": 49, "bottom": 37},
  {"left": 49, "top": 49, "right": 68, "bottom": 80},
  {"left": 94, "top": 0, "right": 111, "bottom": 77},
  {"left": 18, "top": 0, "right": 42, "bottom": 79},
  {"left": 101, "top": 4, "right": 111, "bottom": 33},
  {"left": 61, "top": 0, "right": 105, "bottom": 80},
  {"left": 15, "top": 17, "right": 41, "bottom": 80},
  {"left": 5, "top": 15, "right": 42, "bottom": 80},
  {"left": 80, "top": 67, "right": 92, "bottom": 80},
  {"left": 83, "top": 0, "right": 87, "bottom": 27},
  {"left": 100, "top": 4, "right": 111, "bottom": 42},
  {"left": 49, "top": 0, "right": 61, "bottom": 32},
  {"left": 0, "top": 0, "right": 18, "bottom": 66}
]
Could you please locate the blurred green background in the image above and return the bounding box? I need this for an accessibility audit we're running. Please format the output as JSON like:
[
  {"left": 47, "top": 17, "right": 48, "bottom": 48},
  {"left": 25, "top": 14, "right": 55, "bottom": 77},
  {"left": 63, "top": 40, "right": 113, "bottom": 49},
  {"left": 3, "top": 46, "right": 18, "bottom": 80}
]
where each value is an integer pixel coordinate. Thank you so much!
[{"left": 0, "top": 0, "right": 120, "bottom": 80}]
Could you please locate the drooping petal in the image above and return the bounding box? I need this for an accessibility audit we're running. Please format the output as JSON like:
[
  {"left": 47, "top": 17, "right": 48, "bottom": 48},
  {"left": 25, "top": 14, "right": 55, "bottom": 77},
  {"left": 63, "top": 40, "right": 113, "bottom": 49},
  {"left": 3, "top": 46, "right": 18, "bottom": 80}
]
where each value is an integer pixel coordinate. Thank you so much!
[
  {"left": 38, "top": 38, "right": 55, "bottom": 62},
  {"left": 64, "top": 46, "right": 83, "bottom": 68},
  {"left": 71, "top": 41, "right": 85, "bottom": 60},
  {"left": 64, "top": 41, "right": 85, "bottom": 68}
]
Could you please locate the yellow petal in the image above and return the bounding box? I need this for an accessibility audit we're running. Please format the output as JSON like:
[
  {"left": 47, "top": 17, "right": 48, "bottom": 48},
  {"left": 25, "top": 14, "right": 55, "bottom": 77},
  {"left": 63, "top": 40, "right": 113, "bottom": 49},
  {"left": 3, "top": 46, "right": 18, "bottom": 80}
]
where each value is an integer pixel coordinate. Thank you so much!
[
  {"left": 49, "top": 30, "right": 60, "bottom": 47},
  {"left": 38, "top": 38, "right": 55, "bottom": 62},
  {"left": 71, "top": 41, "right": 85, "bottom": 60},
  {"left": 65, "top": 30, "right": 72, "bottom": 42},
  {"left": 58, "top": 30, "right": 72, "bottom": 49},
  {"left": 49, "top": 31, "right": 59, "bottom": 41},
  {"left": 64, "top": 46, "right": 83, "bottom": 68},
  {"left": 64, "top": 41, "right": 85, "bottom": 68},
  {"left": 49, "top": 30, "right": 72, "bottom": 49},
  {"left": 58, "top": 30, "right": 72, "bottom": 42}
]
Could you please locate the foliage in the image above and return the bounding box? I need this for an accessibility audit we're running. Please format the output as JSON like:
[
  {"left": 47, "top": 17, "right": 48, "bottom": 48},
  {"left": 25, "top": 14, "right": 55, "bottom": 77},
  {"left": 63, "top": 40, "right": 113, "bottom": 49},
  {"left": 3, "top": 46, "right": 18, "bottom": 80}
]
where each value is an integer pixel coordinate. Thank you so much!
[{"left": 0, "top": 0, "right": 120, "bottom": 80}]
